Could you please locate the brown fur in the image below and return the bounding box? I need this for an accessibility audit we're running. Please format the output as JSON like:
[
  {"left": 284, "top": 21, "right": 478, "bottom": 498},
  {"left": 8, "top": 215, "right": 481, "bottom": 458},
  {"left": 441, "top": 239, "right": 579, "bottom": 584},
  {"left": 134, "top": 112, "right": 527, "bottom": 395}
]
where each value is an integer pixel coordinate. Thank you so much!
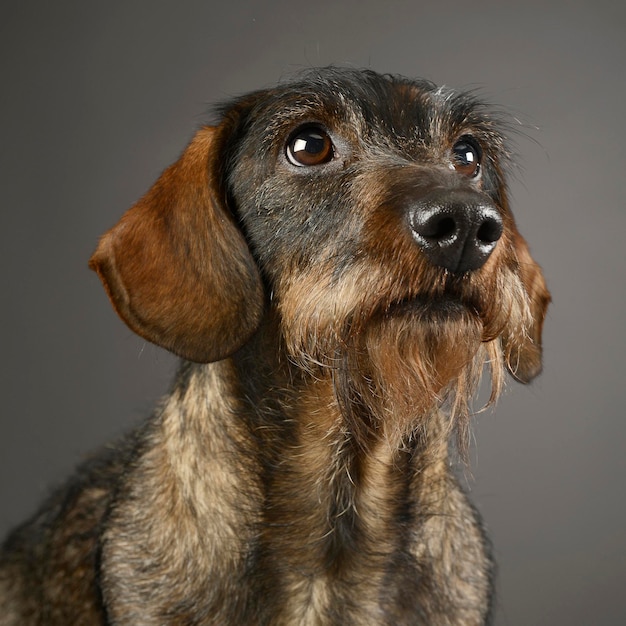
[{"left": 0, "top": 68, "right": 550, "bottom": 625}]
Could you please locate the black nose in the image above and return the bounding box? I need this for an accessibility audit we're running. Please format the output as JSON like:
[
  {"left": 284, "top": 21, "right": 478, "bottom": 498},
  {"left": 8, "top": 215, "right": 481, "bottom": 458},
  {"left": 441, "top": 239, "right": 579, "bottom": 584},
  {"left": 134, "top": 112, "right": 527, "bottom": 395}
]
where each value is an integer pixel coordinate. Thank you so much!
[{"left": 408, "top": 190, "right": 503, "bottom": 273}]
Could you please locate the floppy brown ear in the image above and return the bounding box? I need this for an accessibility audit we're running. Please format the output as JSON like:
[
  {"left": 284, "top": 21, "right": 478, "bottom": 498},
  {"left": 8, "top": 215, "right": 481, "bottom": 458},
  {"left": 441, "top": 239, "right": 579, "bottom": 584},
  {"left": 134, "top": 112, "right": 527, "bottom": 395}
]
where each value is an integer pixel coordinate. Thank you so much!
[
  {"left": 504, "top": 234, "right": 551, "bottom": 383},
  {"left": 89, "top": 126, "right": 264, "bottom": 363}
]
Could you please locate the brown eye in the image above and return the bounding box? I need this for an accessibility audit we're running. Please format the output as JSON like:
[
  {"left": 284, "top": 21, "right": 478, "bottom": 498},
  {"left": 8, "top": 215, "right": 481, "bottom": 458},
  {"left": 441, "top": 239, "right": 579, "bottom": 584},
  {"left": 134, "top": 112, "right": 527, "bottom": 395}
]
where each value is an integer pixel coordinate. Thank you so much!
[
  {"left": 451, "top": 137, "right": 481, "bottom": 178},
  {"left": 286, "top": 126, "right": 334, "bottom": 167}
]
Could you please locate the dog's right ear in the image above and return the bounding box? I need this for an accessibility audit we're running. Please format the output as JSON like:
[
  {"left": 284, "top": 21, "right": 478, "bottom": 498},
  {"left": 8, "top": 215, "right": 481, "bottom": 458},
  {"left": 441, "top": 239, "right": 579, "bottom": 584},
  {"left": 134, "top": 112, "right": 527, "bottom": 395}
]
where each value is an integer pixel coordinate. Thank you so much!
[{"left": 89, "top": 126, "right": 264, "bottom": 363}]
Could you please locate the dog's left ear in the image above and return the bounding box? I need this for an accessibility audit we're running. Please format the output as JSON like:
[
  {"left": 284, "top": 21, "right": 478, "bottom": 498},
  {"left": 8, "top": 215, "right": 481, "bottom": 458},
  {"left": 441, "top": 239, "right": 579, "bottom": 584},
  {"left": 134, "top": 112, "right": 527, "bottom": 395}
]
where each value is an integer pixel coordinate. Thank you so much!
[
  {"left": 89, "top": 126, "right": 264, "bottom": 363},
  {"left": 504, "top": 235, "right": 551, "bottom": 383}
]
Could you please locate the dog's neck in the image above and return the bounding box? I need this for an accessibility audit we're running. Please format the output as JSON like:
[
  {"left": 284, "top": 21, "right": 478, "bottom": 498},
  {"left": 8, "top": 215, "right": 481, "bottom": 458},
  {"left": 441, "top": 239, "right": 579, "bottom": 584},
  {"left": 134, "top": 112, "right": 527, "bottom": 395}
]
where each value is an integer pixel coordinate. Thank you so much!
[
  {"left": 145, "top": 337, "right": 474, "bottom": 616},
  {"left": 163, "top": 345, "right": 449, "bottom": 527}
]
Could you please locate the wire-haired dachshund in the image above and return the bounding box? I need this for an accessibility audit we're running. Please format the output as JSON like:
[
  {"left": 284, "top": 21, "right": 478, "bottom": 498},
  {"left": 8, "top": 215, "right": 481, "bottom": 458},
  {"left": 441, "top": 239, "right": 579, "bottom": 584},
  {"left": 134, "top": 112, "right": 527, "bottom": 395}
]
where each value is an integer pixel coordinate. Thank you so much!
[{"left": 0, "top": 67, "right": 550, "bottom": 625}]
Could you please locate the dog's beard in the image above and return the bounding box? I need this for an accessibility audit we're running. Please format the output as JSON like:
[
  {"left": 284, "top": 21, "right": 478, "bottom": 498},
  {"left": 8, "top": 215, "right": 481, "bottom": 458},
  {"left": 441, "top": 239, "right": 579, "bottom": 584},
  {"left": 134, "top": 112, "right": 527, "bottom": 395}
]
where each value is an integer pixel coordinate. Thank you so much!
[
  {"left": 330, "top": 302, "right": 500, "bottom": 454},
  {"left": 279, "top": 260, "right": 532, "bottom": 454}
]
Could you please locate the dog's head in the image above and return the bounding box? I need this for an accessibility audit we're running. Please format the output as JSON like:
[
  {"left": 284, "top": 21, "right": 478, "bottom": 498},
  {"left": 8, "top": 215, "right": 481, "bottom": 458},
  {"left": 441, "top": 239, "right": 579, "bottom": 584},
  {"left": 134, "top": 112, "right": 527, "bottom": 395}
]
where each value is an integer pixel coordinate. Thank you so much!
[{"left": 91, "top": 68, "right": 549, "bottom": 436}]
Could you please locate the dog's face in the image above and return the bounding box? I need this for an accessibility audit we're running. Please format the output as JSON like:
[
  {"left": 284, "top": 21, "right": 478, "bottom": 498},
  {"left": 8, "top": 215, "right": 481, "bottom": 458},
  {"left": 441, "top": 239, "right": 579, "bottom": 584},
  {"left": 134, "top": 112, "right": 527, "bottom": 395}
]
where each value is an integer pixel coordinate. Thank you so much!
[
  {"left": 90, "top": 69, "right": 550, "bottom": 442},
  {"left": 228, "top": 73, "right": 509, "bottom": 283}
]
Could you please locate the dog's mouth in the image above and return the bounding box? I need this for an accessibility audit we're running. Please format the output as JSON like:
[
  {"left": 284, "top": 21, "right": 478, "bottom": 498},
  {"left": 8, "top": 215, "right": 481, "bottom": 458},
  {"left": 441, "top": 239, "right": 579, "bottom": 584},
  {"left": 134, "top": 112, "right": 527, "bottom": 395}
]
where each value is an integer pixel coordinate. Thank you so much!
[
  {"left": 393, "top": 295, "right": 471, "bottom": 313},
  {"left": 379, "top": 289, "right": 506, "bottom": 347},
  {"left": 386, "top": 293, "right": 482, "bottom": 323}
]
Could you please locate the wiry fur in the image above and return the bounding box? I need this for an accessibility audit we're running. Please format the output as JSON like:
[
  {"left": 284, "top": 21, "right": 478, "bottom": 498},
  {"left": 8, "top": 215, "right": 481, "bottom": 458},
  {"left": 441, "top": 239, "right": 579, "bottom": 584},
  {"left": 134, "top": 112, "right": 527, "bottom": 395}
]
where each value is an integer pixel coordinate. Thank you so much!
[{"left": 0, "top": 68, "right": 550, "bottom": 625}]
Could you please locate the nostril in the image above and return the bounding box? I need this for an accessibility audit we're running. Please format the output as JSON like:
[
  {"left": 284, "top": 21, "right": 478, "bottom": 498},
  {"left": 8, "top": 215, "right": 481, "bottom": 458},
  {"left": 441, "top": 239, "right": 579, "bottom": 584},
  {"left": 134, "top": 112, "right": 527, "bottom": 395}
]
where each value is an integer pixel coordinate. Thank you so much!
[
  {"left": 411, "top": 210, "right": 459, "bottom": 243},
  {"left": 413, "top": 214, "right": 457, "bottom": 242},
  {"left": 476, "top": 217, "right": 503, "bottom": 244},
  {"left": 431, "top": 216, "right": 456, "bottom": 241}
]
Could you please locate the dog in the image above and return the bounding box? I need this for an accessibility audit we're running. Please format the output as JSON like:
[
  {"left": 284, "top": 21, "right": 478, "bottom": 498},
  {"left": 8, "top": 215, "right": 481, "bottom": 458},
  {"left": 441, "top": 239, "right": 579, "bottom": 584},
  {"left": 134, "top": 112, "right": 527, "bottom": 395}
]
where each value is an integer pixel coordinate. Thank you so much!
[{"left": 0, "top": 68, "right": 550, "bottom": 625}]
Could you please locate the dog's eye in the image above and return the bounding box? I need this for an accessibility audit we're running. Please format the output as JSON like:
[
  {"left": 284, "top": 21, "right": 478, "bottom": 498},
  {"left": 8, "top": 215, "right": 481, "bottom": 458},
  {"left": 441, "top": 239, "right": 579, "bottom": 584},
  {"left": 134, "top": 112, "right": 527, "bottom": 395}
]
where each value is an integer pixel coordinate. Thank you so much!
[
  {"left": 451, "top": 137, "right": 482, "bottom": 178},
  {"left": 286, "top": 126, "right": 334, "bottom": 167}
]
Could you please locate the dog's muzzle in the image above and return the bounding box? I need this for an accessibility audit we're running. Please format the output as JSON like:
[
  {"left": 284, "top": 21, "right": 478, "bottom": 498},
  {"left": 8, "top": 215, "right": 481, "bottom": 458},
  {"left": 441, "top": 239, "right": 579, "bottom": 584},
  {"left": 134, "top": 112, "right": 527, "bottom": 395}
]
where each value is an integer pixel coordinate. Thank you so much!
[{"left": 408, "top": 189, "right": 503, "bottom": 274}]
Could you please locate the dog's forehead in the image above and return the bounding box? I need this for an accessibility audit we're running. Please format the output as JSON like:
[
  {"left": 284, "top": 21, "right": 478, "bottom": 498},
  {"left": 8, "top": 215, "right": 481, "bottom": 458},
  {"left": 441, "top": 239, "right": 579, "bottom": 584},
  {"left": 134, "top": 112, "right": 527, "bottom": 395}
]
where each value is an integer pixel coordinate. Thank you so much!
[{"left": 219, "top": 70, "right": 507, "bottom": 165}]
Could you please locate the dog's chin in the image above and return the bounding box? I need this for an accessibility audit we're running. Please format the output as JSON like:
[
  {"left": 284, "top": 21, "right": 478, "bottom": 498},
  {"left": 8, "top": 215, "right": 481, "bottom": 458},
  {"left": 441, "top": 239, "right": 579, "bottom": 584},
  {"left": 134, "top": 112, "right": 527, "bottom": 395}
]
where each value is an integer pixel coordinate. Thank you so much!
[
  {"left": 283, "top": 287, "right": 500, "bottom": 449},
  {"left": 389, "top": 295, "right": 477, "bottom": 320},
  {"left": 328, "top": 296, "right": 492, "bottom": 450},
  {"left": 370, "top": 296, "right": 485, "bottom": 370},
  {"left": 383, "top": 295, "right": 486, "bottom": 338},
  {"left": 366, "top": 298, "right": 485, "bottom": 397}
]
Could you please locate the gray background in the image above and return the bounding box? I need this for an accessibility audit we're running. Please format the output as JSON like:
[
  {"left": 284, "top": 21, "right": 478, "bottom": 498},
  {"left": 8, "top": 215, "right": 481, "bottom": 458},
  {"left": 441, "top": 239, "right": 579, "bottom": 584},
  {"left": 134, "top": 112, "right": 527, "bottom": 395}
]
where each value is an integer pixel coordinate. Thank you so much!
[{"left": 1, "top": 1, "right": 624, "bottom": 624}]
